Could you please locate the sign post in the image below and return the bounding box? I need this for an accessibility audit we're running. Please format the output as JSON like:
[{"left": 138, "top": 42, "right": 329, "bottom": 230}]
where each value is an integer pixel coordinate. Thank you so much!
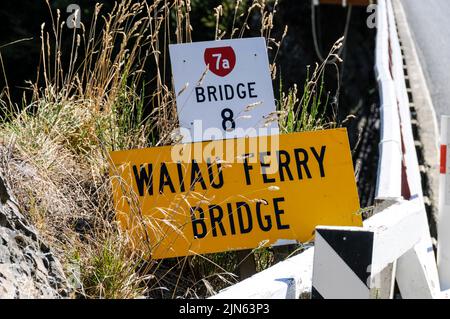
[{"left": 109, "top": 38, "right": 361, "bottom": 288}]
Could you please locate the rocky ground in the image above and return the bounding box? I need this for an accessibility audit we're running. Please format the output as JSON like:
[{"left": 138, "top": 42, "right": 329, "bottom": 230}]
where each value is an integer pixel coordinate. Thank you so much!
[{"left": 0, "top": 175, "right": 69, "bottom": 298}]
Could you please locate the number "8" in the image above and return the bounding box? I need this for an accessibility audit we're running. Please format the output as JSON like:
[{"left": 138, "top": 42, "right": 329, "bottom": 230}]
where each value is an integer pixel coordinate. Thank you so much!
[{"left": 221, "top": 108, "right": 236, "bottom": 131}]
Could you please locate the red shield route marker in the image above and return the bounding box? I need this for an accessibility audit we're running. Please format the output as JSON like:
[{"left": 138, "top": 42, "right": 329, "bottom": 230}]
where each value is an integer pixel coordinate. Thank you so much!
[{"left": 204, "top": 46, "right": 236, "bottom": 77}]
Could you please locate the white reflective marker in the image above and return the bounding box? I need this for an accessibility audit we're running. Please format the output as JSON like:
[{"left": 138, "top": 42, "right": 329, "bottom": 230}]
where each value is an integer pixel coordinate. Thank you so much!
[{"left": 438, "top": 115, "right": 450, "bottom": 290}]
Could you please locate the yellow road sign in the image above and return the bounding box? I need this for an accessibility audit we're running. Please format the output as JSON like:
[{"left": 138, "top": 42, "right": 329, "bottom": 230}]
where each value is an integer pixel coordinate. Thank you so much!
[{"left": 110, "top": 128, "right": 361, "bottom": 259}]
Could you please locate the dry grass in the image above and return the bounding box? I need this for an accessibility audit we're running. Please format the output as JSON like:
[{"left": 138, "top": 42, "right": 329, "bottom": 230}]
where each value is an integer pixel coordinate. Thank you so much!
[{"left": 0, "top": 0, "right": 339, "bottom": 298}]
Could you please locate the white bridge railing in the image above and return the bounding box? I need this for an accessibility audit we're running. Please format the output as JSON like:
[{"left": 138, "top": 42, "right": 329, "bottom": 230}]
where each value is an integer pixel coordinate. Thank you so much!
[{"left": 211, "top": 0, "right": 443, "bottom": 299}]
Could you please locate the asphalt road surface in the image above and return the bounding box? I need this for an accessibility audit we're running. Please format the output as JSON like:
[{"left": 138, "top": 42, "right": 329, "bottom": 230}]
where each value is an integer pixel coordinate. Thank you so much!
[{"left": 401, "top": 0, "right": 450, "bottom": 125}]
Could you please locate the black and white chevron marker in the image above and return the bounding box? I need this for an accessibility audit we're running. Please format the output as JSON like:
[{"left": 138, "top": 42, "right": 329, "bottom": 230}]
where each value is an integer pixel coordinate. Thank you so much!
[{"left": 312, "top": 227, "right": 374, "bottom": 299}]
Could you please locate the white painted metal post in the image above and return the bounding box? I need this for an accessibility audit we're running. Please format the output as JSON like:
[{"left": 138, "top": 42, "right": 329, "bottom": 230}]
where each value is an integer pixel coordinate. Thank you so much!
[{"left": 438, "top": 115, "right": 450, "bottom": 290}]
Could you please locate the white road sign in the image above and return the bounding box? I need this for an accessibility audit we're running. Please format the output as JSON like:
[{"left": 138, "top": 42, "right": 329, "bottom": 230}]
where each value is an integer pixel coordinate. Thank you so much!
[{"left": 169, "top": 37, "right": 279, "bottom": 142}]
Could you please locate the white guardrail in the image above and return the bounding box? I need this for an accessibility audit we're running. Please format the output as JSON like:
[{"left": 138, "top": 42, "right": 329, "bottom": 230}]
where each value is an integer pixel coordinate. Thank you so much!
[{"left": 210, "top": 0, "right": 444, "bottom": 299}]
